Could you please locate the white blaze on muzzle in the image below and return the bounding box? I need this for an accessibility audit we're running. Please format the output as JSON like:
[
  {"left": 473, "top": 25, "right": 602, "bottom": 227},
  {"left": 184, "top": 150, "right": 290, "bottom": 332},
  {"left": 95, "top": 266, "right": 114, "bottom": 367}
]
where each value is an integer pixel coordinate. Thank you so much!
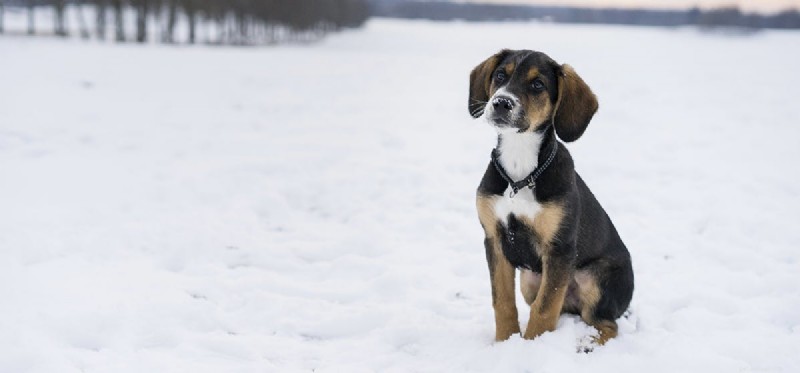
[{"left": 485, "top": 87, "right": 523, "bottom": 129}]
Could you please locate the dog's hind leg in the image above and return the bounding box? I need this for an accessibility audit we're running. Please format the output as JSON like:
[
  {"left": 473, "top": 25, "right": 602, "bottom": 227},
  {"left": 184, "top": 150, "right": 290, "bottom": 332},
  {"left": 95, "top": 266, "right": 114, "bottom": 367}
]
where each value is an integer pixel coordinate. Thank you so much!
[
  {"left": 576, "top": 264, "right": 633, "bottom": 345},
  {"left": 587, "top": 319, "right": 618, "bottom": 345},
  {"left": 519, "top": 269, "right": 541, "bottom": 306}
]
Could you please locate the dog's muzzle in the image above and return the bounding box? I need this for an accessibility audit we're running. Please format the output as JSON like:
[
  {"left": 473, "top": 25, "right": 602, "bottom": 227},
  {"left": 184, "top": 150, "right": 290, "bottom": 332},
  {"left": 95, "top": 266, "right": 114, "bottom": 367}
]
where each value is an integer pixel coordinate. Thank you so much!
[
  {"left": 492, "top": 96, "right": 515, "bottom": 114},
  {"left": 488, "top": 95, "right": 517, "bottom": 126}
]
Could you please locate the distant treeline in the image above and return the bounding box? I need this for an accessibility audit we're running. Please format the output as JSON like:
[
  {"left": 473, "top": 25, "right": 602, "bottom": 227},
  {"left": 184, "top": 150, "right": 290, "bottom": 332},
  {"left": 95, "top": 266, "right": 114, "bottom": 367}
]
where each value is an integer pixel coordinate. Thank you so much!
[
  {"left": 370, "top": 0, "right": 800, "bottom": 30},
  {"left": 0, "top": 0, "right": 371, "bottom": 44}
]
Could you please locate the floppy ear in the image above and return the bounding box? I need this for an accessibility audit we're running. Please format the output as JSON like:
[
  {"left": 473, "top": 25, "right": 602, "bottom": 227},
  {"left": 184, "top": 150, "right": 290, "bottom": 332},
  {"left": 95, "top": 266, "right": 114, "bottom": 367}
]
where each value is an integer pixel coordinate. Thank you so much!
[
  {"left": 552, "top": 64, "right": 598, "bottom": 142},
  {"left": 468, "top": 50, "right": 510, "bottom": 118}
]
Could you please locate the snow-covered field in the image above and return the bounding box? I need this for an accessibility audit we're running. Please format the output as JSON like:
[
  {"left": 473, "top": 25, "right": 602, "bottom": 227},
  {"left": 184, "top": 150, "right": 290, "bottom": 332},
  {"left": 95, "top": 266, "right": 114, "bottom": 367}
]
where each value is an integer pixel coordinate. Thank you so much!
[{"left": 2, "top": 19, "right": 800, "bottom": 372}]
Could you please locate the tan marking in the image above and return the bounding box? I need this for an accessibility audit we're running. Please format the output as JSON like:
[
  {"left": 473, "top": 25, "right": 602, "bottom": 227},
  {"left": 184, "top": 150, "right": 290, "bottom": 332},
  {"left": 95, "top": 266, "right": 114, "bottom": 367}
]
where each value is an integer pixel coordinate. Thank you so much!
[
  {"left": 521, "top": 65, "right": 552, "bottom": 132},
  {"left": 573, "top": 271, "right": 618, "bottom": 345},
  {"left": 588, "top": 319, "right": 618, "bottom": 345},
  {"left": 520, "top": 269, "right": 541, "bottom": 306},
  {"left": 575, "top": 271, "right": 602, "bottom": 322},
  {"left": 492, "top": 255, "right": 520, "bottom": 341},
  {"left": 477, "top": 194, "right": 520, "bottom": 341},
  {"left": 476, "top": 195, "right": 499, "bottom": 238},
  {"left": 521, "top": 68, "right": 555, "bottom": 132},
  {"left": 489, "top": 62, "right": 517, "bottom": 95},
  {"left": 526, "top": 67, "right": 540, "bottom": 80},
  {"left": 524, "top": 97, "right": 553, "bottom": 133},
  {"left": 513, "top": 202, "right": 567, "bottom": 339},
  {"left": 503, "top": 63, "right": 515, "bottom": 76},
  {"left": 533, "top": 203, "right": 564, "bottom": 250},
  {"left": 517, "top": 202, "right": 564, "bottom": 257},
  {"left": 523, "top": 258, "right": 569, "bottom": 339},
  {"left": 523, "top": 255, "right": 571, "bottom": 339}
]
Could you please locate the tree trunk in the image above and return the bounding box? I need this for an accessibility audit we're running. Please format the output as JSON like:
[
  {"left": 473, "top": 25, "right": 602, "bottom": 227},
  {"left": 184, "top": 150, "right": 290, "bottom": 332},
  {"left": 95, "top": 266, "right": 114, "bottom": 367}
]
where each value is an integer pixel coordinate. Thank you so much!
[
  {"left": 151, "top": 0, "right": 162, "bottom": 37},
  {"left": 135, "top": 0, "right": 149, "bottom": 43},
  {"left": 0, "top": 1, "right": 5, "bottom": 35},
  {"left": 164, "top": 0, "right": 177, "bottom": 43},
  {"left": 75, "top": 1, "right": 90, "bottom": 39},
  {"left": 216, "top": 17, "right": 224, "bottom": 44},
  {"left": 27, "top": 0, "right": 35, "bottom": 35},
  {"left": 238, "top": 14, "right": 248, "bottom": 44},
  {"left": 112, "top": 0, "right": 124, "bottom": 41},
  {"left": 54, "top": 0, "right": 67, "bottom": 37},
  {"left": 186, "top": 0, "right": 196, "bottom": 44},
  {"left": 96, "top": 0, "right": 107, "bottom": 40}
]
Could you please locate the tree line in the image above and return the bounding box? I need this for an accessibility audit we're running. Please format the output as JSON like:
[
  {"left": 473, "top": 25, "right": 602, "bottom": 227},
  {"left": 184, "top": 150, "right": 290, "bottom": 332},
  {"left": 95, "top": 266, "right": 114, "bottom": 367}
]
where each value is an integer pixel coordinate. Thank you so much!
[
  {"left": 0, "top": 0, "right": 371, "bottom": 44},
  {"left": 371, "top": 0, "right": 800, "bottom": 30}
]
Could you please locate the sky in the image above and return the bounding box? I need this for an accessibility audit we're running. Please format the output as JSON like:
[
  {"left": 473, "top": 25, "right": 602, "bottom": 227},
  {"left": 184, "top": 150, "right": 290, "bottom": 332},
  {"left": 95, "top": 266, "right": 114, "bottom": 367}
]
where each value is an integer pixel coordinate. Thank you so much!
[{"left": 463, "top": 0, "right": 800, "bottom": 14}]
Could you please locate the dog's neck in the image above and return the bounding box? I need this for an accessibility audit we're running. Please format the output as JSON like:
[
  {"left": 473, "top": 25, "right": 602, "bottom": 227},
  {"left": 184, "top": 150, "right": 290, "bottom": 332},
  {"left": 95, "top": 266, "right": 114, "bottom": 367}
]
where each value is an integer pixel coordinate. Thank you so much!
[{"left": 495, "top": 130, "right": 546, "bottom": 182}]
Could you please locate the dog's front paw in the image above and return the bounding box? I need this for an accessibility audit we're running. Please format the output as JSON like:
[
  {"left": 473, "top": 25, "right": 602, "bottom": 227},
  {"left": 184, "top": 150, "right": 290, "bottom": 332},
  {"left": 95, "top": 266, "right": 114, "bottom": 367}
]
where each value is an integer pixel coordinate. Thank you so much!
[
  {"left": 495, "top": 322, "right": 521, "bottom": 341},
  {"left": 522, "top": 329, "right": 543, "bottom": 340},
  {"left": 522, "top": 320, "right": 556, "bottom": 340}
]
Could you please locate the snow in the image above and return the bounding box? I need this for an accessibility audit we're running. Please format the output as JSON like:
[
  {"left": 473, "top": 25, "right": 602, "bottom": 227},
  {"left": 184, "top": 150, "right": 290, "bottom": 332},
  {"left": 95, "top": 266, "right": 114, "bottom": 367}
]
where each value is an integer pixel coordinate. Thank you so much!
[{"left": 2, "top": 19, "right": 800, "bottom": 372}]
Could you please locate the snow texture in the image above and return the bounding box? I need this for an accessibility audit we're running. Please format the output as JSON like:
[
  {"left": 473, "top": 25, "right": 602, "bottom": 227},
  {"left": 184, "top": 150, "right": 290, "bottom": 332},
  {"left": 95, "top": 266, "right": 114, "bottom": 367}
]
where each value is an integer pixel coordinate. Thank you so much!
[{"left": 1, "top": 19, "right": 800, "bottom": 372}]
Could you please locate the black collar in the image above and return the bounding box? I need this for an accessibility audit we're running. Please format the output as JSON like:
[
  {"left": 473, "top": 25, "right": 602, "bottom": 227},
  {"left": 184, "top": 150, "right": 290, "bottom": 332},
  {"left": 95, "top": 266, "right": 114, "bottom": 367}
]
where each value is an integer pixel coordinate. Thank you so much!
[{"left": 490, "top": 132, "right": 559, "bottom": 198}]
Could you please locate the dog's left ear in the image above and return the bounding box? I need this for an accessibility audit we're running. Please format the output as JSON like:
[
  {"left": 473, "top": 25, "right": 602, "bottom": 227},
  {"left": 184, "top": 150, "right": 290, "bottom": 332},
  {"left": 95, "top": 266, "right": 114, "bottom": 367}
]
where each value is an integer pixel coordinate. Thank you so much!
[
  {"left": 468, "top": 50, "right": 510, "bottom": 118},
  {"left": 552, "top": 64, "right": 598, "bottom": 142}
]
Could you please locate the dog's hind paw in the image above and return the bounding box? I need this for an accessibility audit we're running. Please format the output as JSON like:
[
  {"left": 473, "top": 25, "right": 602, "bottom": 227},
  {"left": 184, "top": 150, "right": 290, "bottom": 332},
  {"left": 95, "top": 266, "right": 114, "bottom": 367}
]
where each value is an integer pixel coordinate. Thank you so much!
[
  {"left": 575, "top": 334, "right": 597, "bottom": 354},
  {"left": 576, "top": 345, "right": 594, "bottom": 353}
]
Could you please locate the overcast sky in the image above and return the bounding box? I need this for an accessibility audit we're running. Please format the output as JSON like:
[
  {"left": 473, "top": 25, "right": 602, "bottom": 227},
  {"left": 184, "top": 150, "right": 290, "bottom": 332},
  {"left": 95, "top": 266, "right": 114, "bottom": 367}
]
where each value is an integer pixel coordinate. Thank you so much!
[{"left": 461, "top": 0, "right": 800, "bottom": 13}]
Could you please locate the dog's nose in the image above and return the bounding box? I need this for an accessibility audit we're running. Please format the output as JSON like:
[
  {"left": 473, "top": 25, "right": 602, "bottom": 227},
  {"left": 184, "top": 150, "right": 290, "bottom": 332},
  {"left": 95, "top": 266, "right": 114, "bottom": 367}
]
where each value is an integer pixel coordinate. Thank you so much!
[{"left": 492, "top": 96, "right": 515, "bottom": 113}]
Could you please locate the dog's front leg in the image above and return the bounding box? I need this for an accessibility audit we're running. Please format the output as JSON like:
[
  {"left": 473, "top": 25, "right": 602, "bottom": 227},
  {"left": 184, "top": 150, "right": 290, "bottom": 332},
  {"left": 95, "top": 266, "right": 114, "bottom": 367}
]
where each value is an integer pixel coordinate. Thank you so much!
[
  {"left": 484, "top": 236, "right": 520, "bottom": 341},
  {"left": 523, "top": 252, "right": 572, "bottom": 339}
]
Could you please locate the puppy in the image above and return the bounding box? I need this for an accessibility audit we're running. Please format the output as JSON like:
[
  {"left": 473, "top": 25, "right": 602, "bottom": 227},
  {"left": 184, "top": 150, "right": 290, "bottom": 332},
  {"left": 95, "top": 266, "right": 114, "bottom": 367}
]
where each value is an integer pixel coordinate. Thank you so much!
[{"left": 468, "top": 50, "right": 633, "bottom": 345}]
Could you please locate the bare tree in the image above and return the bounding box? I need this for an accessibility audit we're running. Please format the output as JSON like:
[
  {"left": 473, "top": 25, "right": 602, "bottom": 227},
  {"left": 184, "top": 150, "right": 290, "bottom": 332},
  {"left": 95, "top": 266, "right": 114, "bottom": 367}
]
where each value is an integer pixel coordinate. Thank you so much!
[
  {"left": 184, "top": 0, "right": 197, "bottom": 44},
  {"left": 150, "top": 0, "right": 162, "bottom": 37},
  {"left": 96, "top": 0, "right": 107, "bottom": 40},
  {"left": 134, "top": 0, "right": 150, "bottom": 43},
  {"left": 164, "top": 0, "right": 177, "bottom": 43},
  {"left": 75, "top": 0, "right": 91, "bottom": 39},
  {"left": 111, "top": 0, "right": 124, "bottom": 41},
  {"left": 697, "top": 6, "right": 741, "bottom": 28},
  {"left": 11, "top": 0, "right": 371, "bottom": 45},
  {"left": 54, "top": 0, "right": 68, "bottom": 37},
  {"left": 0, "top": 0, "right": 5, "bottom": 35},
  {"left": 27, "top": 0, "right": 35, "bottom": 35}
]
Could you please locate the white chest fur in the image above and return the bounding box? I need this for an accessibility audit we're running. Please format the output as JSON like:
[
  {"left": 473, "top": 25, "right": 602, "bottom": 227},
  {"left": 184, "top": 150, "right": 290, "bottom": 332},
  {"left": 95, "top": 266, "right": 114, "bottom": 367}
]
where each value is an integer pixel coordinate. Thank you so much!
[
  {"left": 492, "top": 131, "right": 544, "bottom": 225},
  {"left": 496, "top": 131, "right": 542, "bottom": 181},
  {"left": 492, "top": 188, "right": 542, "bottom": 225}
]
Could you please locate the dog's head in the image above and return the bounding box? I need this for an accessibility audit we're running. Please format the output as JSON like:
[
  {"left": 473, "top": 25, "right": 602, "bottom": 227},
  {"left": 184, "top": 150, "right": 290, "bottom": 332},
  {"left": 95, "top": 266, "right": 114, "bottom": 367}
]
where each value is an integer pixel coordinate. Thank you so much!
[{"left": 468, "top": 49, "right": 598, "bottom": 142}]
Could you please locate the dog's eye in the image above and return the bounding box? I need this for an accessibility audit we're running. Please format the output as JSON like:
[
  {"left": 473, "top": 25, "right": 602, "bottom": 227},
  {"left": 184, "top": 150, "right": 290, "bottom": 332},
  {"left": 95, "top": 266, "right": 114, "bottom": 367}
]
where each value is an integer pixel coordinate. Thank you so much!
[
  {"left": 495, "top": 71, "right": 506, "bottom": 83},
  {"left": 531, "top": 79, "right": 544, "bottom": 90}
]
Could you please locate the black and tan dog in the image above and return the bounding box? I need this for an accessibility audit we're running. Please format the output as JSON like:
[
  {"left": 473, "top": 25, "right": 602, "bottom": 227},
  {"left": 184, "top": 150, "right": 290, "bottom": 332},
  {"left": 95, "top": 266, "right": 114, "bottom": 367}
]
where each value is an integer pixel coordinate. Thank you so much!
[{"left": 468, "top": 50, "right": 633, "bottom": 345}]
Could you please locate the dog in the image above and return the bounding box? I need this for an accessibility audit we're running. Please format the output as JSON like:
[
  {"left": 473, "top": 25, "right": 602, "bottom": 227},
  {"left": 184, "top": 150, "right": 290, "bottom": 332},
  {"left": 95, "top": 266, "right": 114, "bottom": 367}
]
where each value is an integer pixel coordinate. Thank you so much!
[{"left": 468, "top": 49, "right": 634, "bottom": 345}]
